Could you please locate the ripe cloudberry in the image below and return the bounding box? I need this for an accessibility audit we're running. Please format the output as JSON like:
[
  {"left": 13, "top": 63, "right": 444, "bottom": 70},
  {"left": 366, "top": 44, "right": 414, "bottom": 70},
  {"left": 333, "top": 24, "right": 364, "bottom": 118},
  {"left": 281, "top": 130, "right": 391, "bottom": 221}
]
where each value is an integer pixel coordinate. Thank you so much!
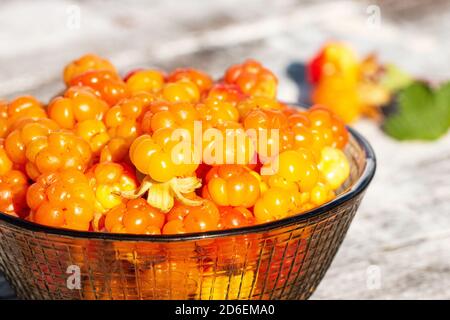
[
  {"left": 27, "top": 170, "right": 95, "bottom": 230},
  {"left": 63, "top": 54, "right": 117, "bottom": 85},
  {"left": 224, "top": 59, "right": 278, "bottom": 99}
]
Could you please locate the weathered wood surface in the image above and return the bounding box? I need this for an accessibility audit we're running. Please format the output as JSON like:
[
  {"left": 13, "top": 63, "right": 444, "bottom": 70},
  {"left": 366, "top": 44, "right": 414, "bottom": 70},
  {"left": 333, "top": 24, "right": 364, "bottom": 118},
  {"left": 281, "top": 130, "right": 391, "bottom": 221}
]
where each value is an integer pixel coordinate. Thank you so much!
[{"left": 0, "top": 0, "right": 449, "bottom": 299}]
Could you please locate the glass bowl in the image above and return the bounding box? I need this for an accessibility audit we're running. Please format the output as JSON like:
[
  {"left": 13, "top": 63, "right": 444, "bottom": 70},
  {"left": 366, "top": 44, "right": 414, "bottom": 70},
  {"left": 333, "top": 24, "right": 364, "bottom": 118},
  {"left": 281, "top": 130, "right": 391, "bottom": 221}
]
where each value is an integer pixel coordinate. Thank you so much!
[{"left": 0, "top": 126, "right": 375, "bottom": 300}]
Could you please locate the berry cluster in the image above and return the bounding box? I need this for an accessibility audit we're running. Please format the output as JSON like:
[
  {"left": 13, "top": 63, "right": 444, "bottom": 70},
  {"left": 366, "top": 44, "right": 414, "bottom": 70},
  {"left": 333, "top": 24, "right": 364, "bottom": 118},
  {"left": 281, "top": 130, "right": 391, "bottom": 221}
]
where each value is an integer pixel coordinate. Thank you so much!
[
  {"left": 0, "top": 54, "right": 350, "bottom": 234},
  {"left": 308, "top": 42, "right": 391, "bottom": 122}
]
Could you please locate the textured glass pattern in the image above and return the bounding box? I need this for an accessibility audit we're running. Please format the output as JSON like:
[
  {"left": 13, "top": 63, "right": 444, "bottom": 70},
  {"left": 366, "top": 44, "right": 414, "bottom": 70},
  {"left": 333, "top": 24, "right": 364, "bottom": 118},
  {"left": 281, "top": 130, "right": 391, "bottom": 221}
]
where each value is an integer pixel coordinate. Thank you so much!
[{"left": 0, "top": 130, "right": 375, "bottom": 300}]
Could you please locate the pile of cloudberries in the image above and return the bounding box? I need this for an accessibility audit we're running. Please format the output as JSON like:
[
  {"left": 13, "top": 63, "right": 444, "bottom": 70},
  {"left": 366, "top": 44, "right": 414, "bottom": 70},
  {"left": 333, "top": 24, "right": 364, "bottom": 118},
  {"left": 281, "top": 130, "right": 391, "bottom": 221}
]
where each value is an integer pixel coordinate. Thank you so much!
[{"left": 0, "top": 54, "right": 350, "bottom": 234}]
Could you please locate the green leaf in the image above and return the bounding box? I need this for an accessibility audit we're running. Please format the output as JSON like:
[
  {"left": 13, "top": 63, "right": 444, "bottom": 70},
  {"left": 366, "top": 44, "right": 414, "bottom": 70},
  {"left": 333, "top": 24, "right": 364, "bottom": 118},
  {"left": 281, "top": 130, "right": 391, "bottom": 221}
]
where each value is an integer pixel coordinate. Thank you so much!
[{"left": 383, "top": 82, "right": 450, "bottom": 141}]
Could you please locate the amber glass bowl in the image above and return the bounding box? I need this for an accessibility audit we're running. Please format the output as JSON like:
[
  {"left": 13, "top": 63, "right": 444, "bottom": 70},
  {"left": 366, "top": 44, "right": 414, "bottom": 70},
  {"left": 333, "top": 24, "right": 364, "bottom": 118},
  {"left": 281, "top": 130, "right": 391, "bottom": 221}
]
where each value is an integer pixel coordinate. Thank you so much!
[{"left": 0, "top": 126, "right": 375, "bottom": 300}]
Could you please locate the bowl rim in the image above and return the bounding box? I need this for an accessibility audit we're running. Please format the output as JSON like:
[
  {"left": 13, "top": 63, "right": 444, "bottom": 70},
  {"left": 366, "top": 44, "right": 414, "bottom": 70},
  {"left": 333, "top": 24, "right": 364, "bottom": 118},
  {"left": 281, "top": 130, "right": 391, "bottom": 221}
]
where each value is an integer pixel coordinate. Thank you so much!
[{"left": 0, "top": 127, "right": 376, "bottom": 242}]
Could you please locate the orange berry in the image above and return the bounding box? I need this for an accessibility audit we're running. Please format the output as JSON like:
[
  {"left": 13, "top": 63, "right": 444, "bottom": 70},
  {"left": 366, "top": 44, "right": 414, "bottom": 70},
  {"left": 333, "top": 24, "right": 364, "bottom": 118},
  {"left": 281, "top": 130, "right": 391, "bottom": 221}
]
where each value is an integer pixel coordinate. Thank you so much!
[
  {"left": 24, "top": 130, "right": 92, "bottom": 180},
  {"left": 163, "top": 199, "right": 219, "bottom": 234},
  {"left": 86, "top": 162, "right": 137, "bottom": 228},
  {"left": 0, "top": 100, "right": 8, "bottom": 138},
  {"left": 63, "top": 54, "right": 117, "bottom": 85},
  {"left": 27, "top": 170, "right": 95, "bottom": 230},
  {"left": 75, "top": 119, "right": 110, "bottom": 155},
  {"left": 162, "top": 80, "right": 200, "bottom": 103},
  {"left": 99, "top": 137, "right": 129, "bottom": 163},
  {"left": 224, "top": 59, "right": 278, "bottom": 99},
  {"left": 167, "top": 68, "right": 213, "bottom": 94},
  {"left": 145, "top": 101, "right": 200, "bottom": 134},
  {"left": 5, "top": 118, "right": 59, "bottom": 167},
  {"left": 6, "top": 96, "right": 47, "bottom": 128},
  {"left": 162, "top": 219, "right": 186, "bottom": 235},
  {"left": 129, "top": 133, "right": 198, "bottom": 183},
  {"left": 105, "top": 198, "right": 164, "bottom": 234},
  {"left": 254, "top": 187, "right": 291, "bottom": 223},
  {"left": 0, "top": 169, "right": 29, "bottom": 218},
  {"left": 105, "top": 94, "right": 154, "bottom": 142},
  {"left": 204, "top": 165, "right": 260, "bottom": 208},
  {"left": 196, "top": 98, "right": 239, "bottom": 127},
  {"left": 48, "top": 86, "right": 108, "bottom": 129},
  {"left": 69, "top": 70, "right": 129, "bottom": 106},
  {"left": 243, "top": 108, "right": 292, "bottom": 158},
  {"left": 125, "top": 69, "right": 165, "bottom": 93},
  {"left": 0, "top": 140, "right": 13, "bottom": 176}
]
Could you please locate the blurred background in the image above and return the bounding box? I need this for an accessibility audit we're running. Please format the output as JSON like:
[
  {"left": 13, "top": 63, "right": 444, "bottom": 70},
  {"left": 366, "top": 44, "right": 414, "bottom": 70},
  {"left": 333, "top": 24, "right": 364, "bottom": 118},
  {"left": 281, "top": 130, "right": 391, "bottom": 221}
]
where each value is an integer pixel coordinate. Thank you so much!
[{"left": 1, "top": 0, "right": 449, "bottom": 299}]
